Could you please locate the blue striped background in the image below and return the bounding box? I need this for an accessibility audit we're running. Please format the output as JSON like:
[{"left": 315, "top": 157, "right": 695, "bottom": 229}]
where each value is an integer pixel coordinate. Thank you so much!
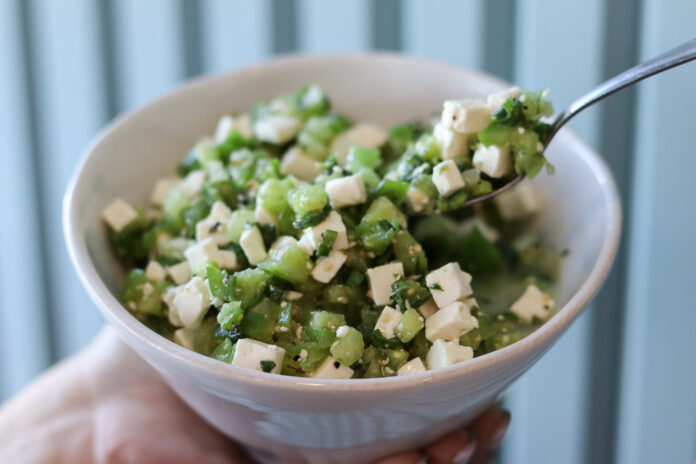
[{"left": 1, "top": 1, "right": 694, "bottom": 462}]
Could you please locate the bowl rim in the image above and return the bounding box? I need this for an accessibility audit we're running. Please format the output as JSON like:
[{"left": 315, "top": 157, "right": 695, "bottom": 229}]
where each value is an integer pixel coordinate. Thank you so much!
[{"left": 63, "top": 52, "right": 621, "bottom": 393}]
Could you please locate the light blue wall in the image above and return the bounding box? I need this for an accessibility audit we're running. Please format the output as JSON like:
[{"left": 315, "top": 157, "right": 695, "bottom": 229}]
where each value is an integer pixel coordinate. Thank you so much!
[{"left": 0, "top": 1, "right": 694, "bottom": 463}]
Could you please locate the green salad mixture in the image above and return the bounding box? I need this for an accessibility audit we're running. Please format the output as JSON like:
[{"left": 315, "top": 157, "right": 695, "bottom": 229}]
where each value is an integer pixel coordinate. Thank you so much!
[{"left": 101, "top": 85, "right": 562, "bottom": 378}]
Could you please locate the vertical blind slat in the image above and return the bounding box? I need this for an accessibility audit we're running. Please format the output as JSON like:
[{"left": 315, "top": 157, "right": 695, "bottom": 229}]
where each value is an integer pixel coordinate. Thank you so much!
[
  {"left": 502, "top": 1, "right": 605, "bottom": 462},
  {"left": 200, "top": 0, "right": 271, "bottom": 73},
  {"left": 0, "top": 0, "right": 52, "bottom": 400},
  {"left": 111, "top": 0, "right": 185, "bottom": 111},
  {"left": 26, "top": 0, "right": 109, "bottom": 358},
  {"left": 297, "top": 0, "right": 370, "bottom": 52},
  {"left": 402, "top": 0, "right": 483, "bottom": 68},
  {"left": 584, "top": 0, "right": 641, "bottom": 461},
  {"left": 617, "top": 2, "right": 696, "bottom": 462}
]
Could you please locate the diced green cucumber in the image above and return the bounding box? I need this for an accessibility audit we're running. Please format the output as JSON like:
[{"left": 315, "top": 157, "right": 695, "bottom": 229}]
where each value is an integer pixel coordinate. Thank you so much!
[
  {"left": 394, "top": 308, "right": 424, "bottom": 343},
  {"left": 227, "top": 209, "right": 255, "bottom": 243},
  {"left": 373, "top": 179, "right": 409, "bottom": 205},
  {"left": 309, "top": 311, "right": 346, "bottom": 331},
  {"left": 258, "top": 178, "right": 293, "bottom": 214},
  {"left": 233, "top": 268, "right": 272, "bottom": 308},
  {"left": 460, "top": 226, "right": 504, "bottom": 274},
  {"left": 122, "top": 269, "right": 169, "bottom": 316},
  {"left": 459, "top": 315, "right": 494, "bottom": 351},
  {"left": 345, "top": 146, "right": 382, "bottom": 173},
  {"left": 330, "top": 327, "right": 364, "bottom": 366},
  {"left": 240, "top": 298, "right": 281, "bottom": 343},
  {"left": 392, "top": 230, "right": 427, "bottom": 275},
  {"left": 257, "top": 244, "right": 311, "bottom": 284},
  {"left": 162, "top": 187, "right": 189, "bottom": 230},
  {"left": 284, "top": 342, "right": 331, "bottom": 374},
  {"left": 288, "top": 184, "right": 328, "bottom": 216},
  {"left": 211, "top": 338, "right": 235, "bottom": 363}
]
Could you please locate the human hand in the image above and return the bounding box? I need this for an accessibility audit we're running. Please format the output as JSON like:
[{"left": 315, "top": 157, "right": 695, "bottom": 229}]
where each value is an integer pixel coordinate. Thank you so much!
[{"left": 0, "top": 327, "right": 509, "bottom": 464}]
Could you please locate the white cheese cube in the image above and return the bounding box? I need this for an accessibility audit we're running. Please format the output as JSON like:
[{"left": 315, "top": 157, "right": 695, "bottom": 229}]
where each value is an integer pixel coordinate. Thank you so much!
[
  {"left": 305, "top": 211, "right": 349, "bottom": 251},
  {"left": 426, "top": 339, "right": 474, "bottom": 370},
  {"left": 397, "top": 357, "right": 426, "bottom": 376},
  {"left": 178, "top": 170, "right": 205, "bottom": 197},
  {"left": 101, "top": 198, "right": 138, "bottom": 232},
  {"left": 240, "top": 225, "right": 268, "bottom": 266},
  {"left": 425, "top": 301, "right": 478, "bottom": 342},
  {"left": 285, "top": 290, "right": 303, "bottom": 301},
  {"left": 310, "top": 356, "right": 354, "bottom": 379},
  {"left": 208, "top": 201, "right": 233, "bottom": 221},
  {"left": 473, "top": 144, "right": 512, "bottom": 178},
  {"left": 145, "top": 261, "right": 167, "bottom": 282},
  {"left": 432, "top": 160, "right": 465, "bottom": 197},
  {"left": 433, "top": 122, "right": 470, "bottom": 160},
  {"left": 254, "top": 202, "right": 276, "bottom": 225},
  {"left": 336, "top": 325, "right": 350, "bottom": 338},
  {"left": 441, "top": 99, "right": 491, "bottom": 134},
  {"left": 253, "top": 115, "right": 302, "bottom": 144},
  {"left": 195, "top": 219, "right": 229, "bottom": 245},
  {"left": 374, "top": 306, "right": 403, "bottom": 339},
  {"left": 463, "top": 297, "right": 479, "bottom": 310},
  {"left": 297, "top": 233, "right": 315, "bottom": 254},
  {"left": 426, "top": 262, "right": 473, "bottom": 308},
  {"left": 330, "top": 123, "right": 388, "bottom": 164},
  {"left": 163, "top": 286, "right": 184, "bottom": 326},
  {"left": 270, "top": 235, "right": 298, "bottom": 253},
  {"left": 281, "top": 146, "right": 321, "bottom": 182},
  {"left": 487, "top": 87, "right": 520, "bottom": 114},
  {"left": 234, "top": 113, "right": 253, "bottom": 139},
  {"left": 366, "top": 262, "right": 404, "bottom": 306},
  {"left": 459, "top": 217, "right": 500, "bottom": 243},
  {"left": 494, "top": 181, "right": 540, "bottom": 220},
  {"left": 173, "top": 328, "right": 195, "bottom": 350},
  {"left": 184, "top": 238, "right": 219, "bottom": 271},
  {"left": 325, "top": 174, "right": 367, "bottom": 209},
  {"left": 216, "top": 249, "right": 238, "bottom": 270},
  {"left": 167, "top": 262, "right": 191, "bottom": 285},
  {"left": 406, "top": 187, "right": 430, "bottom": 212},
  {"left": 195, "top": 201, "right": 234, "bottom": 245},
  {"left": 510, "top": 284, "right": 555, "bottom": 323},
  {"left": 150, "top": 178, "right": 179, "bottom": 206},
  {"left": 312, "top": 250, "right": 347, "bottom": 283},
  {"left": 416, "top": 298, "right": 439, "bottom": 319},
  {"left": 172, "top": 276, "right": 210, "bottom": 329},
  {"left": 214, "top": 115, "right": 234, "bottom": 143},
  {"left": 231, "top": 339, "right": 285, "bottom": 374},
  {"left": 214, "top": 113, "right": 253, "bottom": 142}
]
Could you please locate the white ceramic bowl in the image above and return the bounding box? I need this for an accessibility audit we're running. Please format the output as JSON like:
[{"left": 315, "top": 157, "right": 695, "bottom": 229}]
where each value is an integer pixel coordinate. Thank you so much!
[{"left": 63, "top": 54, "right": 620, "bottom": 464}]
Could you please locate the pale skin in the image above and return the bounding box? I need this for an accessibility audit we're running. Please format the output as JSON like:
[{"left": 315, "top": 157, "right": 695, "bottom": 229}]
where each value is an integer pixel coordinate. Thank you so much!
[{"left": 0, "top": 328, "right": 509, "bottom": 464}]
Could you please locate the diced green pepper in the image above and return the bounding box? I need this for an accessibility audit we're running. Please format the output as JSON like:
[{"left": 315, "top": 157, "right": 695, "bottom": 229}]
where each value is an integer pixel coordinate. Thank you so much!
[
  {"left": 240, "top": 298, "right": 281, "bottom": 343},
  {"left": 217, "top": 301, "right": 244, "bottom": 330}
]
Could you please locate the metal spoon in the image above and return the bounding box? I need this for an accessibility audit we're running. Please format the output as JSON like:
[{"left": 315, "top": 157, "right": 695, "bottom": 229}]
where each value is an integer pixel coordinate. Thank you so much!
[{"left": 460, "top": 37, "right": 696, "bottom": 208}]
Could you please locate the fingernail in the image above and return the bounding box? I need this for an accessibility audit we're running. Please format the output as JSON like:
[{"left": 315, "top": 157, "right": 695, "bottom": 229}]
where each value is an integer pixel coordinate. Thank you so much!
[
  {"left": 452, "top": 439, "right": 477, "bottom": 464},
  {"left": 489, "top": 411, "right": 511, "bottom": 449},
  {"left": 416, "top": 457, "right": 431, "bottom": 464}
]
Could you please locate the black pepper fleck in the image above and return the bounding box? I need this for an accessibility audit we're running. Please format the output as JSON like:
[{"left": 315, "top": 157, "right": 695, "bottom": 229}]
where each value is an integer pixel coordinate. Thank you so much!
[
  {"left": 208, "top": 221, "right": 221, "bottom": 233},
  {"left": 333, "top": 361, "right": 341, "bottom": 369},
  {"left": 293, "top": 355, "right": 300, "bottom": 361}
]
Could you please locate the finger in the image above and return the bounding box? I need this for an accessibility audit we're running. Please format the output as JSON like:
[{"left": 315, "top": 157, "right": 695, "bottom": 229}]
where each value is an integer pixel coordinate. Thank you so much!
[
  {"left": 466, "top": 408, "right": 510, "bottom": 464},
  {"left": 424, "top": 429, "right": 476, "bottom": 464},
  {"left": 373, "top": 450, "right": 426, "bottom": 464}
]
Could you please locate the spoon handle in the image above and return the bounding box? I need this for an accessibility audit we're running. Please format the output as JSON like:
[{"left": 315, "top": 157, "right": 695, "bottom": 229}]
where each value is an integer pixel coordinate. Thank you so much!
[{"left": 547, "top": 37, "right": 696, "bottom": 141}]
